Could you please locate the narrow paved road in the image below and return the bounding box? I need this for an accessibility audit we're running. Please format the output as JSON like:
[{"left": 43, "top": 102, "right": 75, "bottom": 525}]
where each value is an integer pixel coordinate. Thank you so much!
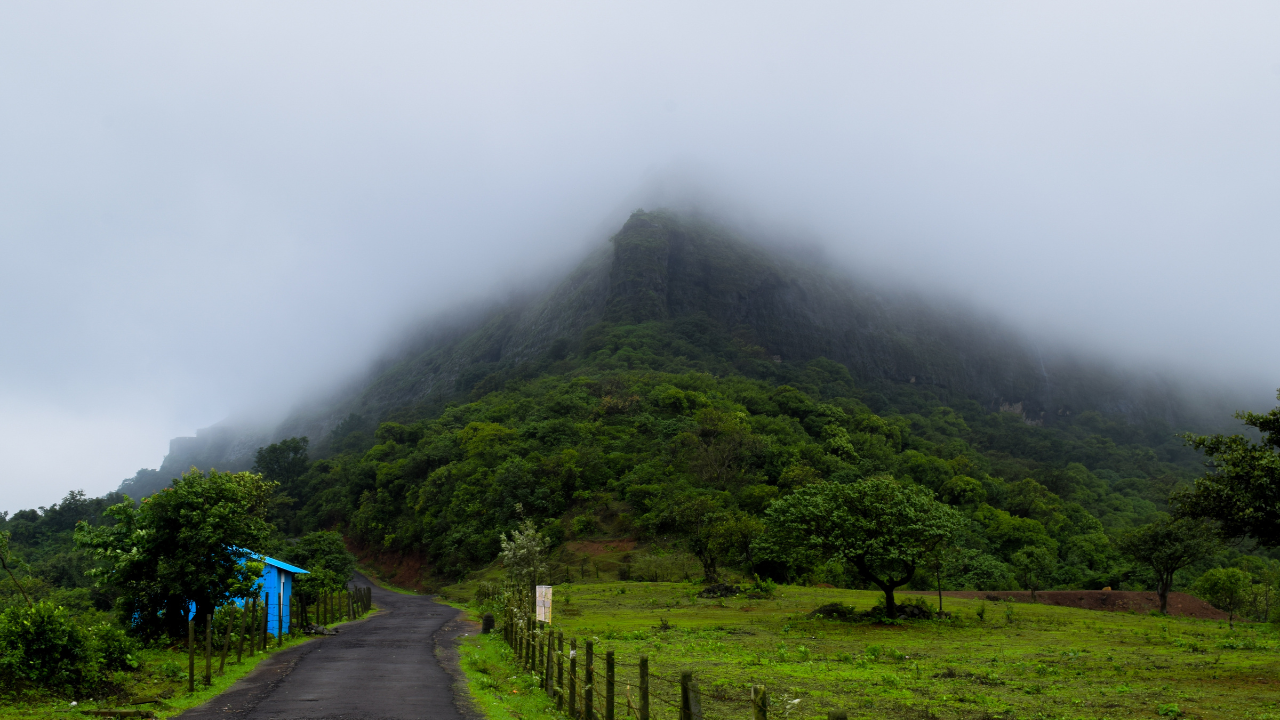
[{"left": 179, "top": 574, "right": 470, "bottom": 720}]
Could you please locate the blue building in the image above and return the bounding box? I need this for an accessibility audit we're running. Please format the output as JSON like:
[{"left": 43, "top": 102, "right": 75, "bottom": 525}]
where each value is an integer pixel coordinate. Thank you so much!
[
  {"left": 189, "top": 553, "right": 308, "bottom": 637},
  {"left": 249, "top": 555, "right": 309, "bottom": 637}
]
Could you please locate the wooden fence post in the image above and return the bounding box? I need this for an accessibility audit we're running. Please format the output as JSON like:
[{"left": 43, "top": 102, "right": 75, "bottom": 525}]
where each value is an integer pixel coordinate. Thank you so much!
[
  {"left": 186, "top": 619, "right": 195, "bottom": 693},
  {"left": 569, "top": 639, "right": 577, "bottom": 719},
  {"left": 545, "top": 627, "right": 554, "bottom": 695},
  {"left": 277, "top": 592, "right": 283, "bottom": 647},
  {"left": 679, "top": 671, "right": 702, "bottom": 720},
  {"left": 219, "top": 608, "right": 232, "bottom": 674},
  {"left": 236, "top": 604, "right": 247, "bottom": 663},
  {"left": 262, "top": 595, "right": 270, "bottom": 650},
  {"left": 639, "top": 655, "right": 649, "bottom": 720},
  {"left": 556, "top": 632, "right": 564, "bottom": 710},
  {"left": 605, "top": 650, "right": 615, "bottom": 720},
  {"left": 752, "top": 685, "right": 768, "bottom": 720},
  {"left": 585, "top": 640, "right": 595, "bottom": 720},
  {"left": 248, "top": 599, "right": 257, "bottom": 656},
  {"left": 204, "top": 614, "right": 212, "bottom": 685}
]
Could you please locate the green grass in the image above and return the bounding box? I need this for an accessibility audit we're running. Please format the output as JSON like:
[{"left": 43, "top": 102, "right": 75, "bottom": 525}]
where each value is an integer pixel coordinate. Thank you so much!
[
  {"left": 0, "top": 607, "right": 377, "bottom": 720},
  {"left": 450, "top": 580, "right": 1280, "bottom": 720},
  {"left": 458, "top": 632, "right": 566, "bottom": 720}
]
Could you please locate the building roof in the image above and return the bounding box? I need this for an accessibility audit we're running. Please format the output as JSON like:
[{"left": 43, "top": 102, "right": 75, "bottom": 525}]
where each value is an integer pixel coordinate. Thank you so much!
[
  {"left": 261, "top": 555, "right": 309, "bottom": 575},
  {"left": 230, "top": 546, "right": 310, "bottom": 575}
]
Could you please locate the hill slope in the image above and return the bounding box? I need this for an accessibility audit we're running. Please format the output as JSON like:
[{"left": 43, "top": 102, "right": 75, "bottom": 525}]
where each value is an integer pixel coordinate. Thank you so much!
[{"left": 123, "top": 210, "right": 1209, "bottom": 497}]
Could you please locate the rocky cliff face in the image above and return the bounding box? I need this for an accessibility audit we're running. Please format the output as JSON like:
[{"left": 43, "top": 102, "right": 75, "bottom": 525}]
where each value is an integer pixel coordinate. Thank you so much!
[{"left": 122, "top": 210, "right": 1201, "bottom": 496}]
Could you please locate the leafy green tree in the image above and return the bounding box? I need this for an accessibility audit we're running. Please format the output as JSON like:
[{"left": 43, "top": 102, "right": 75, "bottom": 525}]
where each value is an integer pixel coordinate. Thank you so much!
[
  {"left": 1176, "top": 391, "right": 1280, "bottom": 543},
  {"left": 1193, "top": 567, "right": 1252, "bottom": 630},
  {"left": 679, "top": 408, "right": 761, "bottom": 490},
  {"left": 923, "top": 545, "right": 975, "bottom": 613},
  {"left": 1011, "top": 546, "right": 1056, "bottom": 599},
  {"left": 75, "top": 469, "right": 277, "bottom": 639},
  {"left": 757, "top": 477, "right": 964, "bottom": 619},
  {"left": 676, "top": 495, "right": 763, "bottom": 583},
  {"left": 1116, "top": 516, "right": 1219, "bottom": 614},
  {"left": 253, "top": 437, "right": 310, "bottom": 487},
  {"left": 282, "top": 531, "right": 356, "bottom": 600}
]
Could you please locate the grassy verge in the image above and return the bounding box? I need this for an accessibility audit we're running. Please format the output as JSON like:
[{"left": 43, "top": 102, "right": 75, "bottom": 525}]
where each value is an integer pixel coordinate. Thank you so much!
[
  {"left": 441, "top": 579, "right": 1280, "bottom": 720},
  {"left": 458, "top": 632, "right": 566, "bottom": 720},
  {"left": 0, "top": 608, "right": 376, "bottom": 720}
]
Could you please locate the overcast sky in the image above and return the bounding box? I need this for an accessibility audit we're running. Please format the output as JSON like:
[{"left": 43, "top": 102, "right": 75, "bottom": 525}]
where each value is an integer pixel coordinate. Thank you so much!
[{"left": 2, "top": 2, "right": 1278, "bottom": 513}]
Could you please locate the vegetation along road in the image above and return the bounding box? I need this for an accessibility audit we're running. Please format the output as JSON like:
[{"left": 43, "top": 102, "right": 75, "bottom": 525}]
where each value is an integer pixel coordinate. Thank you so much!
[{"left": 178, "top": 576, "right": 466, "bottom": 720}]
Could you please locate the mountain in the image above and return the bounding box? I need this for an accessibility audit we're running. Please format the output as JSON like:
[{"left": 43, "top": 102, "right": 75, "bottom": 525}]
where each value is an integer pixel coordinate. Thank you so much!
[{"left": 120, "top": 210, "right": 1214, "bottom": 498}]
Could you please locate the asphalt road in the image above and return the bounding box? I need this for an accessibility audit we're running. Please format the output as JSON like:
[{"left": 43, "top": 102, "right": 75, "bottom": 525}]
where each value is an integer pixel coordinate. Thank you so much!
[{"left": 178, "top": 574, "right": 470, "bottom": 720}]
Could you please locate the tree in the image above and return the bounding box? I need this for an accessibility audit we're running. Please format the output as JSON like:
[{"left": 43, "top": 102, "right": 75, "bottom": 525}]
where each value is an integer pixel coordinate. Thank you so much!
[
  {"left": 75, "top": 469, "right": 277, "bottom": 639},
  {"left": 676, "top": 495, "right": 763, "bottom": 583},
  {"left": 1176, "top": 391, "right": 1280, "bottom": 544},
  {"left": 923, "top": 545, "right": 975, "bottom": 613},
  {"left": 0, "top": 532, "right": 31, "bottom": 607},
  {"left": 253, "top": 437, "right": 310, "bottom": 487},
  {"left": 499, "top": 519, "right": 549, "bottom": 609},
  {"left": 1193, "top": 567, "right": 1252, "bottom": 630},
  {"left": 1011, "top": 546, "right": 1056, "bottom": 600},
  {"left": 1116, "top": 516, "right": 1220, "bottom": 614},
  {"left": 282, "top": 530, "right": 356, "bottom": 600},
  {"left": 679, "top": 408, "right": 762, "bottom": 490},
  {"left": 757, "top": 477, "right": 964, "bottom": 619}
]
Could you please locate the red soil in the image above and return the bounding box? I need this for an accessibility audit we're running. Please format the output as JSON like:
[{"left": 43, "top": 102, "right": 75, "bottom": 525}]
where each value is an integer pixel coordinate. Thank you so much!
[
  {"left": 564, "top": 539, "right": 637, "bottom": 555},
  {"left": 902, "top": 590, "right": 1229, "bottom": 620},
  {"left": 345, "top": 538, "right": 435, "bottom": 592}
]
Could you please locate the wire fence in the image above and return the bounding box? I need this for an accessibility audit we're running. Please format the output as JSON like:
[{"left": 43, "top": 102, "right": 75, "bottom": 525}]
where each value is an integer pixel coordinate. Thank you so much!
[{"left": 492, "top": 601, "right": 834, "bottom": 720}]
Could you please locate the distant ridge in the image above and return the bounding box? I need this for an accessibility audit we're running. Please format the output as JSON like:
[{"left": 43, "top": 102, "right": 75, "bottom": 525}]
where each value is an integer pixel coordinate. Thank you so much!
[{"left": 120, "top": 210, "right": 1217, "bottom": 497}]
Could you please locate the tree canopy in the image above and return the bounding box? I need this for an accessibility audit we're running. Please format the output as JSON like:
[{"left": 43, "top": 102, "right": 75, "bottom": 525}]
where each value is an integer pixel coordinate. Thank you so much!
[
  {"left": 1176, "top": 391, "right": 1280, "bottom": 543},
  {"left": 1117, "top": 515, "right": 1219, "bottom": 614},
  {"left": 74, "top": 469, "right": 276, "bottom": 639},
  {"left": 755, "top": 476, "right": 964, "bottom": 618}
]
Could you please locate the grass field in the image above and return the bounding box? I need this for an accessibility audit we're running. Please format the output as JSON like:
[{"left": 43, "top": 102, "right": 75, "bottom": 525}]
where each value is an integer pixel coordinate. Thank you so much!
[{"left": 450, "top": 580, "right": 1280, "bottom": 720}]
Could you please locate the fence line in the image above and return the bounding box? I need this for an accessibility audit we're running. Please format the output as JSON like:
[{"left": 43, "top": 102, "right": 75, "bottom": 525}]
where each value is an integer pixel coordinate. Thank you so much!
[
  {"left": 182, "top": 584, "right": 374, "bottom": 692},
  {"left": 493, "top": 598, "right": 847, "bottom": 720}
]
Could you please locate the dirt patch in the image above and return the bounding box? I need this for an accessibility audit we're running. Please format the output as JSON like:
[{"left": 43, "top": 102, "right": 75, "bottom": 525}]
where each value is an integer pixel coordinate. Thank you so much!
[
  {"left": 564, "top": 539, "right": 636, "bottom": 555},
  {"left": 346, "top": 539, "right": 434, "bottom": 592},
  {"left": 901, "top": 590, "right": 1228, "bottom": 620}
]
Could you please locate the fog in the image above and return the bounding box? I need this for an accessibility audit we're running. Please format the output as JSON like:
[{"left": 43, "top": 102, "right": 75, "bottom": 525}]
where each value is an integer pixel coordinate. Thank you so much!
[{"left": 3, "top": 2, "right": 1278, "bottom": 512}]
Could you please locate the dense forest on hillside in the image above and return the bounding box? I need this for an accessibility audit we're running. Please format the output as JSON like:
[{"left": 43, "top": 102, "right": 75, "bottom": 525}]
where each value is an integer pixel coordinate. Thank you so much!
[{"left": 247, "top": 313, "right": 1254, "bottom": 594}]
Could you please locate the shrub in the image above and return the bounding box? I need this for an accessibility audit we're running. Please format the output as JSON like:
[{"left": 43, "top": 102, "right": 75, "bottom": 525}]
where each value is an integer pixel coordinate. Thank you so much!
[
  {"left": 474, "top": 581, "right": 502, "bottom": 607},
  {"left": 570, "top": 515, "right": 597, "bottom": 537},
  {"left": 0, "top": 601, "right": 91, "bottom": 693},
  {"left": 87, "top": 624, "right": 140, "bottom": 672}
]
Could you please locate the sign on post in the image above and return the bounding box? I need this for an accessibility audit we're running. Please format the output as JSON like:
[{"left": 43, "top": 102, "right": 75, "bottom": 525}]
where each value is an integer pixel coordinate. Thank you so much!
[{"left": 536, "top": 585, "right": 553, "bottom": 622}]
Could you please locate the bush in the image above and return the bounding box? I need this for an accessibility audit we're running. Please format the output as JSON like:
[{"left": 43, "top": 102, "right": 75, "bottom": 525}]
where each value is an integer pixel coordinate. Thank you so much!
[
  {"left": 87, "top": 624, "right": 140, "bottom": 672},
  {"left": 0, "top": 601, "right": 91, "bottom": 693},
  {"left": 570, "top": 515, "right": 597, "bottom": 538}
]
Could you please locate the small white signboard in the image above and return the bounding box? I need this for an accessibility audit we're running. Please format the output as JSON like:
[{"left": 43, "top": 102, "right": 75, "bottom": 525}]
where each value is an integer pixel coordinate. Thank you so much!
[{"left": 536, "top": 585, "right": 553, "bottom": 623}]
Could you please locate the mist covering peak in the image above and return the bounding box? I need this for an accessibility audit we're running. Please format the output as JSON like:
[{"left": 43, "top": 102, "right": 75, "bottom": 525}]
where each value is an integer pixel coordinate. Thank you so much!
[{"left": 121, "top": 210, "right": 1218, "bottom": 496}]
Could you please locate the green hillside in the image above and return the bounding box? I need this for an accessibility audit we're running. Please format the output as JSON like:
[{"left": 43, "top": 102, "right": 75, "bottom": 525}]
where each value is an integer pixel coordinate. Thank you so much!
[{"left": 6, "top": 210, "right": 1268, "bottom": 612}]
